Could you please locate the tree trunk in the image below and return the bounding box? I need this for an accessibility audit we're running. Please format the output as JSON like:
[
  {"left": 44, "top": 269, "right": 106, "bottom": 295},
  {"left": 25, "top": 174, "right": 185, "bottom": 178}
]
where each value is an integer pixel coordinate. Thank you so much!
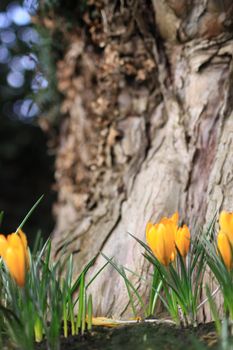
[{"left": 50, "top": 0, "right": 233, "bottom": 320}]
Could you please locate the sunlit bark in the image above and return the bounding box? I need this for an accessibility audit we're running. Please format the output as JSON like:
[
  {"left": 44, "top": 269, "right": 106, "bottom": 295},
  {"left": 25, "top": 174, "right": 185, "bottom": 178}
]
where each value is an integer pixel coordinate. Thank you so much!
[{"left": 51, "top": 0, "right": 233, "bottom": 320}]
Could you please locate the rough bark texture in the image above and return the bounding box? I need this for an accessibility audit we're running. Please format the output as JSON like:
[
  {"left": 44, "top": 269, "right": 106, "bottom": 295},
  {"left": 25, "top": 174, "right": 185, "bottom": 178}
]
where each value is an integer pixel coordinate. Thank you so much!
[{"left": 50, "top": 0, "right": 233, "bottom": 320}]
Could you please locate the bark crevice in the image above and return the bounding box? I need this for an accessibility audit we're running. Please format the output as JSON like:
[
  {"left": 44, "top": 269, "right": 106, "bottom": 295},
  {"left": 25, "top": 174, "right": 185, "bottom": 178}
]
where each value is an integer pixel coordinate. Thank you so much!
[{"left": 50, "top": 0, "right": 233, "bottom": 319}]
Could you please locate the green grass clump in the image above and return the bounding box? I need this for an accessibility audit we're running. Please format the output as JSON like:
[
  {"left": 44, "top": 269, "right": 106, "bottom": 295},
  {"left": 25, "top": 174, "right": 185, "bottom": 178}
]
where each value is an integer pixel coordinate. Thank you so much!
[{"left": 0, "top": 198, "right": 108, "bottom": 350}]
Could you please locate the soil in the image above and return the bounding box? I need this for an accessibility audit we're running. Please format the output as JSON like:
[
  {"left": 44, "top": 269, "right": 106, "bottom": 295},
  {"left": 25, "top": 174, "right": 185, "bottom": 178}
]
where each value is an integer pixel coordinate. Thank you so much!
[{"left": 36, "top": 322, "right": 220, "bottom": 350}]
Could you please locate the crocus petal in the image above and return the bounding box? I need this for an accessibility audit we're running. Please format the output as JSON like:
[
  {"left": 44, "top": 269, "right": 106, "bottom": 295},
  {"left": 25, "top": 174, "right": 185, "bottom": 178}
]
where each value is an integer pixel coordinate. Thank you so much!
[
  {"left": 90, "top": 317, "right": 119, "bottom": 327},
  {"left": 162, "top": 223, "right": 176, "bottom": 264},
  {"left": 7, "top": 232, "right": 23, "bottom": 248},
  {"left": 146, "top": 223, "right": 167, "bottom": 264},
  {"left": 18, "top": 229, "right": 29, "bottom": 268},
  {"left": 170, "top": 212, "right": 179, "bottom": 226},
  {"left": 161, "top": 217, "right": 177, "bottom": 237},
  {"left": 217, "top": 231, "right": 232, "bottom": 270},
  {"left": 4, "top": 244, "right": 25, "bottom": 287},
  {"left": 146, "top": 225, "right": 158, "bottom": 255},
  {"left": 0, "top": 234, "right": 8, "bottom": 257},
  {"left": 175, "top": 225, "right": 190, "bottom": 258},
  {"left": 219, "top": 211, "right": 233, "bottom": 244},
  {"left": 153, "top": 224, "right": 167, "bottom": 265},
  {"left": 153, "top": 223, "right": 175, "bottom": 266}
]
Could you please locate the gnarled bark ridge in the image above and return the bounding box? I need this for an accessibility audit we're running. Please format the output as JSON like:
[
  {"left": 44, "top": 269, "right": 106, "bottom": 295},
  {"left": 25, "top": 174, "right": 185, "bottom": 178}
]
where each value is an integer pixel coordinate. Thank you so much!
[{"left": 51, "top": 0, "right": 233, "bottom": 319}]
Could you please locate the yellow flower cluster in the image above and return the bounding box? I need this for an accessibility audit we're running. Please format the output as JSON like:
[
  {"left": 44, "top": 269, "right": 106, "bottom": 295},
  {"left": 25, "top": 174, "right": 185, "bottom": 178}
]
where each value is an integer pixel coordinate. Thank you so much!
[
  {"left": 146, "top": 212, "right": 190, "bottom": 266},
  {"left": 217, "top": 211, "right": 233, "bottom": 270},
  {"left": 0, "top": 229, "right": 29, "bottom": 287},
  {"left": 146, "top": 210, "right": 233, "bottom": 270}
]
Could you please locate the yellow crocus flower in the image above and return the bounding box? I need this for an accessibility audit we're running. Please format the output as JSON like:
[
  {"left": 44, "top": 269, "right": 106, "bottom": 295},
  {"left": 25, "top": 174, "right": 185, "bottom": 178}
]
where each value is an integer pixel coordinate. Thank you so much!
[
  {"left": 0, "top": 229, "right": 29, "bottom": 287},
  {"left": 146, "top": 213, "right": 178, "bottom": 266},
  {"left": 146, "top": 213, "right": 191, "bottom": 265}
]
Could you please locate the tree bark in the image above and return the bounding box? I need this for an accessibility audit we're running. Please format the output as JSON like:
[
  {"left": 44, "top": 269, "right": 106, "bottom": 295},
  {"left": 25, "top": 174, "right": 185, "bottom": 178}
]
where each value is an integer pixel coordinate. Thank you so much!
[{"left": 50, "top": 0, "right": 233, "bottom": 320}]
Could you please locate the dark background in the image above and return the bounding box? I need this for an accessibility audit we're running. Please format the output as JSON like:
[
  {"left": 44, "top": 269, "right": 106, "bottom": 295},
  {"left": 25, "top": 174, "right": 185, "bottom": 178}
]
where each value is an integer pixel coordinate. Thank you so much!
[{"left": 0, "top": 0, "right": 56, "bottom": 245}]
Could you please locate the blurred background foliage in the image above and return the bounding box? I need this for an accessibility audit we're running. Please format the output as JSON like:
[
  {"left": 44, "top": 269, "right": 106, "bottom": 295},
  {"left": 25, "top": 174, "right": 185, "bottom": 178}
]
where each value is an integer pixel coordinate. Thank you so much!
[
  {"left": 0, "top": 0, "right": 97, "bottom": 243},
  {"left": 0, "top": 0, "right": 58, "bottom": 244}
]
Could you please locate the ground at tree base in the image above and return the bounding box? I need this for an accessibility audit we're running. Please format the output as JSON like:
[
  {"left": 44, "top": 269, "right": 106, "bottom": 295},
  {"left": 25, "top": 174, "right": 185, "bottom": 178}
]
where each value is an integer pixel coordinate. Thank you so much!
[{"left": 36, "top": 322, "right": 221, "bottom": 350}]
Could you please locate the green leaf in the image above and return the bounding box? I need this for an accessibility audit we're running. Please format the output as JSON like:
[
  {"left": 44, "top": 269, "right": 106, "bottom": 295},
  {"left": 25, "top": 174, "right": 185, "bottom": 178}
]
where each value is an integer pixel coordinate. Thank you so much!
[
  {"left": 101, "top": 253, "right": 147, "bottom": 314},
  {"left": 16, "top": 195, "right": 44, "bottom": 233},
  {"left": 87, "top": 295, "right": 93, "bottom": 332},
  {"left": 0, "top": 211, "right": 4, "bottom": 227}
]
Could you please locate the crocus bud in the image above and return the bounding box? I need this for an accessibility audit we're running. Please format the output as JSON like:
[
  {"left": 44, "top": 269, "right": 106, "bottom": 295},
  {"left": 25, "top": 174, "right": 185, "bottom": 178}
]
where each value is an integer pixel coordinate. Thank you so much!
[{"left": 0, "top": 230, "right": 29, "bottom": 287}]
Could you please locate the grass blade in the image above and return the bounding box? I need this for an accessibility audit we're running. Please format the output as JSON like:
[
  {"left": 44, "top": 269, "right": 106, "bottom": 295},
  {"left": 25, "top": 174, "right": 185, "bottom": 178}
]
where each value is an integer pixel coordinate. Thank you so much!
[
  {"left": 101, "top": 253, "right": 147, "bottom": 314},
  {"left": 0, "top": 211, "right": 4, "bottom": 228},
  {"left": 16, "top": 195, "right": 44, "bottom": 233},
  {"left": 87, "top": 295, "right": 93, "bottom": 332}
]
